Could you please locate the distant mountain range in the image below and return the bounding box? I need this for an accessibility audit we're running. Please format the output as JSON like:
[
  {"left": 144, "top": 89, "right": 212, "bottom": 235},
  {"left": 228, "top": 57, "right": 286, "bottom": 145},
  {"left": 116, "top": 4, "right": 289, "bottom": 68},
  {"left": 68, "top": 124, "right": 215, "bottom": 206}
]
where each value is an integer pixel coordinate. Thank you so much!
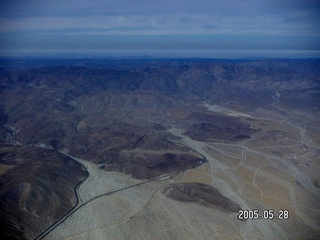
[{"left": 0, "top": 58, "right": 319, "bottom": 239}]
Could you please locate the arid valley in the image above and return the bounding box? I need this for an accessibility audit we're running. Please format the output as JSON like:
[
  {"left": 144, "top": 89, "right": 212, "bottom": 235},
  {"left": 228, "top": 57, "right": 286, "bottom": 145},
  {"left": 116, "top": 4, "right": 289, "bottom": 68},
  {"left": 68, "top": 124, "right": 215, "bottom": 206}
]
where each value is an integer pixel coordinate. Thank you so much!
[{"left": 0, "top": 58, "right": 319, "bottom": 239}]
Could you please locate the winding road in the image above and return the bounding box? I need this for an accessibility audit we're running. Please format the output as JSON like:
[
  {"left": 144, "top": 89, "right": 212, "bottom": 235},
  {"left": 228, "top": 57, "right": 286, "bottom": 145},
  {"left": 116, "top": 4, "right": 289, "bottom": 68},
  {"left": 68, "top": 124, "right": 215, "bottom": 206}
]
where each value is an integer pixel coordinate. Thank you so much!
[{"left": 33, "top": 147, "right": 206, "bottom": 240}]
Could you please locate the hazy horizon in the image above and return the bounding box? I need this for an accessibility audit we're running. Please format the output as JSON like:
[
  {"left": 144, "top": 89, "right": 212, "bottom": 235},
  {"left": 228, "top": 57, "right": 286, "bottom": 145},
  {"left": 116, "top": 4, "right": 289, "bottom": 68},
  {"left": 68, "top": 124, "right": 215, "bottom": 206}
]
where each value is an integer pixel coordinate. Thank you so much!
[
  {"left": 1, "top": 49, "right": 320, "bottom": 60},
  {"left": 1, "top": 0, "right": 320, "bottom": 59}
]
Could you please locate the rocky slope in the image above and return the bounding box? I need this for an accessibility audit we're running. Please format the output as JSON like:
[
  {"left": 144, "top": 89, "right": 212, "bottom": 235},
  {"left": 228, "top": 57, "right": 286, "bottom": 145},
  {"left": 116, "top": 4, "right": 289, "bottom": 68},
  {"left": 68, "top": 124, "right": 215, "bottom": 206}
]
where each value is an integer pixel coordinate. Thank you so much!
[
  {"left": 0, "top": 146, "right": 87, "bottom": 240},
  {"left": 0, "top": 58, "right": 319, "bottom": 239}
]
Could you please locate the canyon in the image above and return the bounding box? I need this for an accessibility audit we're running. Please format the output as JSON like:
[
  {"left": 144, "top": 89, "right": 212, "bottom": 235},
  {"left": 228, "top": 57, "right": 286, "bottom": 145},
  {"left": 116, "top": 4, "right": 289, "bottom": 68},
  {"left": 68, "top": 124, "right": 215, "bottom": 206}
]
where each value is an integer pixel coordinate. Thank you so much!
[{"left": 0, "top": 58, "right": 319, "bottom": 239}]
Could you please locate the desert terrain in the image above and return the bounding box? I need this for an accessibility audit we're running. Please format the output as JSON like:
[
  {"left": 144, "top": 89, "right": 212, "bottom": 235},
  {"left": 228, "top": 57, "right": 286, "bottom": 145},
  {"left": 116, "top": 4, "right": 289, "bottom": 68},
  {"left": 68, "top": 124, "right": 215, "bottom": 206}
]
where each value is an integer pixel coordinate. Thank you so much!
[{"left": 0, "top": 58, "right": 319, "bottom": 239}]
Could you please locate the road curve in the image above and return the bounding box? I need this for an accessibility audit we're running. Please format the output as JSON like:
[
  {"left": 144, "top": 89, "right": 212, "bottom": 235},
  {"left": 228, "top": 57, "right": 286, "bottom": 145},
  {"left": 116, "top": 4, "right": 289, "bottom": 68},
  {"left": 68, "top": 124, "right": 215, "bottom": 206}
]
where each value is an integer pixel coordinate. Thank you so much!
[
  {"left": 34, "top": 155, "right": 89, "bottom": 240},
  {"left": 33, "top": 148, "right": 206, "bottom": 240}
]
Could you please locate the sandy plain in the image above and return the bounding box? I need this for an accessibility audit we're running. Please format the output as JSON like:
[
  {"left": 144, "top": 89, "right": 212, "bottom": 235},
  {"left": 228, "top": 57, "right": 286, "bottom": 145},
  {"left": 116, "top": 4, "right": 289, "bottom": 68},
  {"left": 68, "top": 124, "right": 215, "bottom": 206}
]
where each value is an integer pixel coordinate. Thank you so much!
[{"left": 42, "top": 103, "right": 320, "bottom": 240}]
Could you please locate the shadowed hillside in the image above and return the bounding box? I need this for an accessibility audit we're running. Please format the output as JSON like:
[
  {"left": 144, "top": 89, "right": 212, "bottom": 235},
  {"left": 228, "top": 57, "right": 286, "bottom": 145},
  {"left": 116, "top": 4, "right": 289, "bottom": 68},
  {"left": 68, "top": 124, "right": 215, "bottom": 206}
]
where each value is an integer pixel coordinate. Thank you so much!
[{"left": 0, "top": 58, "right": 319, "bottom": 239}]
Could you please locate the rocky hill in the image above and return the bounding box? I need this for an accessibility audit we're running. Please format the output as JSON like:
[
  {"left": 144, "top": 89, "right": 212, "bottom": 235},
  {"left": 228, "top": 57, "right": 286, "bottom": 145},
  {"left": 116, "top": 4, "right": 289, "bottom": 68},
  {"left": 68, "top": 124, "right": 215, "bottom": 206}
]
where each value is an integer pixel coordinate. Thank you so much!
[{"left": 0, "top": 58, "right": 319, "bottom": 239}]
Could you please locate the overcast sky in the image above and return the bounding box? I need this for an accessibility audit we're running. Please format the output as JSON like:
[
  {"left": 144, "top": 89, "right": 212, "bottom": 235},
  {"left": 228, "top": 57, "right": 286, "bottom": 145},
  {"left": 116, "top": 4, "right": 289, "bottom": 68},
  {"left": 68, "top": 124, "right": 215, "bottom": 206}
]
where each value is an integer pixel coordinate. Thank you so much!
[{"left": 0, "top": 0, "right": 319, "bottom": 57}]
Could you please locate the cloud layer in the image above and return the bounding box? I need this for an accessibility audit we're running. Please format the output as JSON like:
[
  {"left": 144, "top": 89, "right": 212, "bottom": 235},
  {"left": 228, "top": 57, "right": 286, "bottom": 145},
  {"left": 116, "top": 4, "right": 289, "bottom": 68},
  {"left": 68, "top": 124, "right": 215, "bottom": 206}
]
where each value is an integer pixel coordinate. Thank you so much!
[{"left": 0, "top": 0, "right": 319, "bottom": 56}]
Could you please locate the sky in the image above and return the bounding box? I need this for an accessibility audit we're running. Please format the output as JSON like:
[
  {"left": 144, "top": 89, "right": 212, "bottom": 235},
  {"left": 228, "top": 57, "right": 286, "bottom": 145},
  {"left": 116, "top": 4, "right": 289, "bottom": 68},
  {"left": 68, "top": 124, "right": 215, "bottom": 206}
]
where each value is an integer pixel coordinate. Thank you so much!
[{"left": 0, "top": 0, "right": 320, "bottom": 58}]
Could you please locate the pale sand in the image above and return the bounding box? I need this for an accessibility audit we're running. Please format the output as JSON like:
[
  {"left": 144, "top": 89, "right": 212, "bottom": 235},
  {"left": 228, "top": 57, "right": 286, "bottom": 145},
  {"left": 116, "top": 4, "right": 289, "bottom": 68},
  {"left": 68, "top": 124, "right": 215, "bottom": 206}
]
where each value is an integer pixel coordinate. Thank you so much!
[{"left": 46, "top": 107, "right": 320, "bottom": 239}]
